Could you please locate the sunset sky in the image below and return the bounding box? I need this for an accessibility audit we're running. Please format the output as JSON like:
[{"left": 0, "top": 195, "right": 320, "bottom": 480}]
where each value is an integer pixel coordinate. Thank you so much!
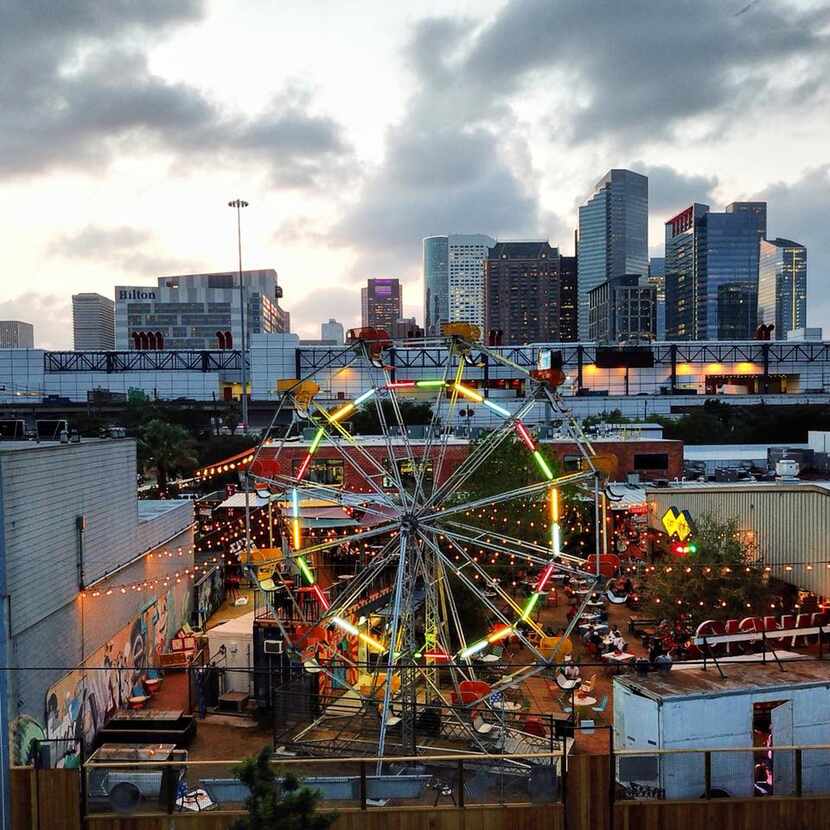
[{"left": 1, "top": 0, "right": 828, "bottom": 347}]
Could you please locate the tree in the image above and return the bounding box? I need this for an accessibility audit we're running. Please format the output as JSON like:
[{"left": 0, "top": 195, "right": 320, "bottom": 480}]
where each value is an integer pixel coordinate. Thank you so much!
[
  {"left": 644, "top": 513, "right": 774, "bottom": 623},
  {"left": 223, "top": 402, "right": 242, "bottom": 435},
  {"left": 138, "top": 419, "right": 198, "bottom": 495},
  {"left": 231, "top": 747, "right": 338, "bottom": 830},
  {"left": 350, "top": 399, "right": 434, "bottom": 435}
]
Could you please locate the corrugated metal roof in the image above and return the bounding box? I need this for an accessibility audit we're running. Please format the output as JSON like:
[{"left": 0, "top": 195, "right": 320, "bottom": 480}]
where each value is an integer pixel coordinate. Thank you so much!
[{"left": 616, "top": 659, "right": 830, "bottom": 701}]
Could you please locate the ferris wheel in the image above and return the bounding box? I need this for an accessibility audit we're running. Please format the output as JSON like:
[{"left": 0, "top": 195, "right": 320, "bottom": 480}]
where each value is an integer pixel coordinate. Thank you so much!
[{"left": 242, "top": 330, "right": 604, "bottom": 762}]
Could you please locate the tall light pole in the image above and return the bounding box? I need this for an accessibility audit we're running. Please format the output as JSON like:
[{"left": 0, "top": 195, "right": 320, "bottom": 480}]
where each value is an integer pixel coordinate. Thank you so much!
[{"left": 228, "top": 199, "right": 249, "bottom": 433}]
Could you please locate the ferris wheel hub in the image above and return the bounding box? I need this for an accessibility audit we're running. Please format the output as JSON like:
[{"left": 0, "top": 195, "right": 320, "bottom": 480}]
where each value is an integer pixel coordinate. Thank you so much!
[{"left": 400, "top": 513, "right": 420, "bottom": 533}]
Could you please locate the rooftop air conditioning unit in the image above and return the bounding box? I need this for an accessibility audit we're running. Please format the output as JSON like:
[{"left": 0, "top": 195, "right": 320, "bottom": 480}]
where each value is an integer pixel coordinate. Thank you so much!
[
  {"left": 775, "top": 459, "right": 800, "bottom": 481},
  {"left": 264, "top": 639, "right": 283, "bottom": 655}
]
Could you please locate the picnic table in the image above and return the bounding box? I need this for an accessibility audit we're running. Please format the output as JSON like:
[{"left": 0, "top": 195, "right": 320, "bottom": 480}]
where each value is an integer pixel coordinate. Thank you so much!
[
  {"left": 578, "top": 622, "right": 609, "bottom": 633},
  {"left": 604, "top": 651, "right": 636, "bottom": 663}
]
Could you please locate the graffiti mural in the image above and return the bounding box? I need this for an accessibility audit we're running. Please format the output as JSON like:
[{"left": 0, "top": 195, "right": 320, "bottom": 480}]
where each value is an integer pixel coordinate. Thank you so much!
[
  {"left": 14, "top": 586, "right": 191, "bottom": 765},
  {"left": 193, "top": 565, "right": 225, "bottom": 630}
]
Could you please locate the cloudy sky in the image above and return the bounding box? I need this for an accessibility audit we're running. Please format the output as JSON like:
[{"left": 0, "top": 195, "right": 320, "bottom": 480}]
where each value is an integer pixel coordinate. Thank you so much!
[{"left": 1, "top": 0, "right": 828, "bottom": 347}]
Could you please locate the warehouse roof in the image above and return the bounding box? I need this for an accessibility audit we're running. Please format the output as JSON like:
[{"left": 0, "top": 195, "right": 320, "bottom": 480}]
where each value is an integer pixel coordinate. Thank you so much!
[
  {"left": 684, "top": 443, "right": 809, "bottom": 462},
  {"left": 616, "top": 659, "right": 830, "bottom": 701},
  {"left": 646, "top": 480, "right": 830, "bottom": 496}
]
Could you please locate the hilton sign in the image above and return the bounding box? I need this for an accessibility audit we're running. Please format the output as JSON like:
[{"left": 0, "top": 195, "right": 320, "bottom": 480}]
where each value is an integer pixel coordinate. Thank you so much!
[{"left": 118, "top": 289, "right": 157, "bottom": 300}]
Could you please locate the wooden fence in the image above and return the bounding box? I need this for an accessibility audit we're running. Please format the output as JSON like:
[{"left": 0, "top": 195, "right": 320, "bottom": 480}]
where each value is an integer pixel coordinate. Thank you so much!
[
  {"left": 12, "top": 767, "right": 81, "bottom": 830},
  {"left": 14, "top": 755, "right": 830, "bottom": 830}
]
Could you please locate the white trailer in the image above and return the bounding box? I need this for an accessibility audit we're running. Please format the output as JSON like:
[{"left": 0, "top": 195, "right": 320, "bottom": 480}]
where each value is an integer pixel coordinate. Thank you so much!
[
  {"left": 613, "top": 661, "right": 830, "bottom": 798},
  {"left": 204, "top": 611, "right": 255, "bottom": 696}
]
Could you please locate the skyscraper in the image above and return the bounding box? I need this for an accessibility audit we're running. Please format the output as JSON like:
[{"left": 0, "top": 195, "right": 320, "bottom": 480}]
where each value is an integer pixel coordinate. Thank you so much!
[
  {"left": 485, "top": 241, "right": 563, "bottom": 345},
  {"left": 559, "top": 254, "right": 578, "bottom": 341},
  {"left": 0, "top": 321, "right": 33, "bottom": 348},
  {"left": 758, "top": 238, "right": 807, "bottom": 339},
  {"left": 588, "top": 275, "right": 657, "bottom": 342},
  {"left": 665, "top": 202, "right": 766, "bottom": 340},
  {"left": 423, "top": 234, "right": 495, "bottom": 333},
  {"left": 447, "top": 234, "right": 496, "bottom": 329},
  {"left": 321, "top": 318, "right": 345, "bottom": 345},
  {"left": 72, "top": 293, "right": 115, "bottom": 350},
  {"left": 361, "top": 278, "right": 402, "bottom": 332},
  {"left": 577, "top": 169, "right": 648, "bottom": 338},
  {"left": 423, "top": 236, "right": 448, "bottom": 335},
  {"left": 648, "top": 257, "right": 666, "bottom": 340}
]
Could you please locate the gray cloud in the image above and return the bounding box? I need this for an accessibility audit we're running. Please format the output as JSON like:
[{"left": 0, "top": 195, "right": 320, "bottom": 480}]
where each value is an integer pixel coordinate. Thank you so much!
[
  {"left": 0, "top": 2, "right": 351, "bottom": 188},
  {"left": 0, "top": 293, "right": 72, "bottom": 351},
  {"left": 333, "top": 15, "right": 563, "bottom": 284},
  {"left": 290, "top": 287, "right": 362, "bottom": 337},
  {"left": 48, "top": 225, "right": 193, "bottom": 276},
  {"left": 636, "top": 163, "right": 720, "bottom": 217},
  {"left": 751, "top": 165, "right": 830, "bottom": 333},
  {"left": 462, "top": 0, "right": 830, "bottom": 144}
]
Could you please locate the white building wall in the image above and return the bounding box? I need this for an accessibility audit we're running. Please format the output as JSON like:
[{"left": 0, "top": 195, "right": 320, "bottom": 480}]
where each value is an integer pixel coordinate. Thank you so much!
[
  {"left": 0, "top": 439, "right": 195, "bottom": 752},
  {"left": 249, "top": 332, "right": 301, "bottom": 400}
]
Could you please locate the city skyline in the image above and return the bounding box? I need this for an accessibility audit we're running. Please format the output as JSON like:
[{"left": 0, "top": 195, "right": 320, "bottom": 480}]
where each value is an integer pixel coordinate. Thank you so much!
[{"left": 1, "top": 1, "right": 828, "bottom": 348}]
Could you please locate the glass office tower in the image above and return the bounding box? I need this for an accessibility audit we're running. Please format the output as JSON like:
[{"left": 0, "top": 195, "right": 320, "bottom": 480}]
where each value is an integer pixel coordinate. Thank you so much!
[
  {"left": 423, "top": 236, "right": 449, "bottom": 335},
  {"left": 577, "top": 169, "right": 648, "bottom": 339},
  {"left": 665, "top": 202, "right": 766, "bottom": 340},
  {"left": 758, "top": 238, "right": 807, "bottom": 339}
]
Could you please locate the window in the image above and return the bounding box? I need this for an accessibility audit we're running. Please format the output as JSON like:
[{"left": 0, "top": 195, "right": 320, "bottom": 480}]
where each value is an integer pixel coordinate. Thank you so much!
[
  {"left": 295, "top": 459, "right": 343, "bottom": 486},
  {"left": 633, "top": 453, "right": 669, "bottom": 471}
]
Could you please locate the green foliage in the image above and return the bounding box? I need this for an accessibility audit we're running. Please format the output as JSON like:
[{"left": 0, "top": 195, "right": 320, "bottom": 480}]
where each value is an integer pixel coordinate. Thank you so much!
[
  {"left": 644, "top": 513, "right": 773, "bottom": 623},
  {"left": 653, "top": 401, "right": 830, "bottom": 446},
  {"left": 231, "top": 747, "right": 338, "bottom": 830},
  {"left": 138, "top": 419, "right": 199, "bottom": 494},
  {"left": 440, "top": 436, "right": 595, "bottom": 606},
  {"left": 350, "top": 399, "right": 434, "bottom": 435}
]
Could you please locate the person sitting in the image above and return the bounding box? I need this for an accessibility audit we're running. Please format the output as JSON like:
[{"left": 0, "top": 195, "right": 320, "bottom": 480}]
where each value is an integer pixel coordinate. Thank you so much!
[
  {"left": 648, "top": 638, "right": 664, "bottom": 663},
  {"left": 610, "top": 624, "right": 621, "bottom": 639},
  {"left": 623, "top": 577, "right": 633, "bottom": 594},
  {"left": 564, "top": 661, "right": 581, "bottom": 682},
  {"left": 582, "top": 624, "right": 596, "bottom": 644},
  {"left": 654, "top": 652, "right": 673, "bottom": 671},
  {"left": 605, "top": 634, "right": 626, "bottom": 654}
]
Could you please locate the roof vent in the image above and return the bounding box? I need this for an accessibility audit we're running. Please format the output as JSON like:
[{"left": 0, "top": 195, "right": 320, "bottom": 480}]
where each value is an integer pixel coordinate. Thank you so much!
[{"left": 775, "top": 458, "right": 800, "bottom": 481}]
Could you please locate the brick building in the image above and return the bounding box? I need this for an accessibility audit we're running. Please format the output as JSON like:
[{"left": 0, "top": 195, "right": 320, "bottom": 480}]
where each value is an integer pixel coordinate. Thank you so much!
[
  {"left": 484, "top": 241, "right": 565, "bottom": 345},
  {"left": 199, "top": 435, "right": 683, "bottom": 492}
]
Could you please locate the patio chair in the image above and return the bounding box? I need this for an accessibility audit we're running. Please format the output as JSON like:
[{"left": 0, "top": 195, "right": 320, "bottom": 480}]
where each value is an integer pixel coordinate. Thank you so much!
[
  {"left": 472, "top": 714, "right": 495, "bottom": 736},
  {"left": 592, "top": 695, "right": 608, "bottom": 714},
  {"left": 128, "top": 681, "right": 150, "bottom": 709}
]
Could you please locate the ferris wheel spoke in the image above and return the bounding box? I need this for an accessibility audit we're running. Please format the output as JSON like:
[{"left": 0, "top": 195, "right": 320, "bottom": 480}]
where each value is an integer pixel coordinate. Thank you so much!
[
  {"left": 421, "top": 473, "right": 591, "bottom": 525},
  {"left": 292, "top": 542, "right": 399, "bottom": 648},
  {"left": 437, "top": 525, "right": 551, "bottom": 567},
  {"left": 249, "top": 473, "right": 397, "bottom": 523},
  {"left": 289, "top": 522, "right": 399, "bottom": 559},
  {"left": 438, "top": 532, "right": 544, "bottom": 635},
  {"left": 439, "top": 521, "right": 592, "bottom": 574},
  {"left": 379, "top": 371, "right": 420, "bottom": 508},
  {"left": 376, "top": 529, "right": 410, "bottom": 767},
  {"left": 410, "top": 349, "right": 457, "bottom": 506},
  {"left": 369, "top": 387, "right": 412, "bottom": 510},
  {"left": 427, "top": 357, "right": 467, "bottom": 501},
  {"left": 415, "top": 529, "right": 548, "bottom": 664},
  {"left": 421, "top": 395, "right": 540, "bottom": 511},
  {"left": 303, "top": 402, "right": 399, "bottom": 508}
]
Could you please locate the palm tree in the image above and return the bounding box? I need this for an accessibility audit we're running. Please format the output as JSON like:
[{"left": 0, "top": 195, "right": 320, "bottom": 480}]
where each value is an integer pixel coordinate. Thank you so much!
[{"left": 139, "top": 419, "right": 198, "bottom": 495}]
